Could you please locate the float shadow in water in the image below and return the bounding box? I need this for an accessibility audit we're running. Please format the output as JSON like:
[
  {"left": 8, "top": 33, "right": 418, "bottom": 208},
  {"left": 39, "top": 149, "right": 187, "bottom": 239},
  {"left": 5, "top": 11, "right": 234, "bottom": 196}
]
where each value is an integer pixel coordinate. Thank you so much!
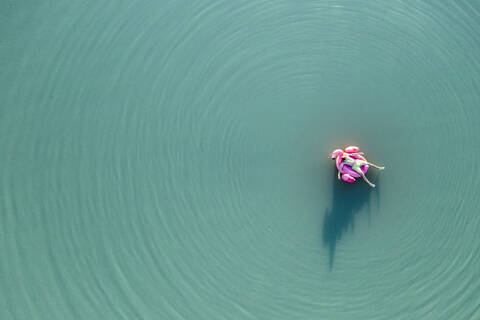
[{"left": 322, "top": 170, "right": 380, "bottom": 270}]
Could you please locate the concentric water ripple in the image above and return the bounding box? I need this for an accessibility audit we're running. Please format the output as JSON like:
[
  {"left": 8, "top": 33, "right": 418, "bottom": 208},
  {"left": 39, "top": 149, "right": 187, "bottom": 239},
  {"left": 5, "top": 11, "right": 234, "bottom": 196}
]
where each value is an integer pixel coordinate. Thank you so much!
[{"left": 1, "top": 1, "right": 480, "bottom": 319}]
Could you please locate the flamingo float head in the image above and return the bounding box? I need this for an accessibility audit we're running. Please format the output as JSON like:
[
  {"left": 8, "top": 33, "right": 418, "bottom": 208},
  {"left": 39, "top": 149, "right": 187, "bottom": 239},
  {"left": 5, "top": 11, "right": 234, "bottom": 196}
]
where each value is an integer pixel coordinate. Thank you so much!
[{"left": 331, "top": 149, "right": 344, "bottom": 159}]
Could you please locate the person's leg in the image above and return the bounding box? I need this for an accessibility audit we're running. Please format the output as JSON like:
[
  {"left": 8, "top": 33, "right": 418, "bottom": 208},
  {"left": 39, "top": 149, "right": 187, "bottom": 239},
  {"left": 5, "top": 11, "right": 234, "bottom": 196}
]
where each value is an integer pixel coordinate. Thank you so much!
[
  {"left": 366, "top": 162, "right": 385, "bottom": 170},
  {"left": 353, "top": 164, "right": 376, "bottom": 187},
  {"left": 360, "top": 172, "right": 375, "bottom": 187}
]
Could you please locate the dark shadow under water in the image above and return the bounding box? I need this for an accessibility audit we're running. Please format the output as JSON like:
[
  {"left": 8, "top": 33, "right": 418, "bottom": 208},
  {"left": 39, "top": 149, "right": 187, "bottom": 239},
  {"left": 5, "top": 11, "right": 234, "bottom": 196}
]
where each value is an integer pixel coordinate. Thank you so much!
[{"left": 322, "top": 169, "right": 380, "bottom": 270}]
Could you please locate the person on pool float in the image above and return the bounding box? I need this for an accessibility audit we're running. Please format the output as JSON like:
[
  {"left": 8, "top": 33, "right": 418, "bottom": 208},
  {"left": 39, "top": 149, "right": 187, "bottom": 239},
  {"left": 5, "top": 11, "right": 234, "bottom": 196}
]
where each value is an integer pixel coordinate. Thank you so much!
[{"left": 338, "top": 152, "right": 384, "bottom": 187}]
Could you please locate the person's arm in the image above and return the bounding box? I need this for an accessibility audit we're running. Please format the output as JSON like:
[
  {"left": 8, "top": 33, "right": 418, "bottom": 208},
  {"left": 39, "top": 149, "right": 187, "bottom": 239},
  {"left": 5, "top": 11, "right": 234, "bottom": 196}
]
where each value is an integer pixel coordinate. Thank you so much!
[{"left": 338, "top": 162, "right": 345, "bottom": 179}]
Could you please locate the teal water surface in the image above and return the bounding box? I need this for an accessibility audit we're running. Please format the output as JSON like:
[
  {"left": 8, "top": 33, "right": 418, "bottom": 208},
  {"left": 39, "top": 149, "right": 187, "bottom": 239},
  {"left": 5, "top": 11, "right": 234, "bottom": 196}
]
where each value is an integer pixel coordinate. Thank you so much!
[{"left": 1, "top": 1, "right": 480, "bottom": 319}]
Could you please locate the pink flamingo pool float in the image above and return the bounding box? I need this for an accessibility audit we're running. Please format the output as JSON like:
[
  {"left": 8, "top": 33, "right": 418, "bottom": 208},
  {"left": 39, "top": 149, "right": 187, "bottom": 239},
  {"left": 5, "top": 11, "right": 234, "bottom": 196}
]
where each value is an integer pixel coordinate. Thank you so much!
[{"left": 331, "top": 146, "right": 368, "bottom": 183}]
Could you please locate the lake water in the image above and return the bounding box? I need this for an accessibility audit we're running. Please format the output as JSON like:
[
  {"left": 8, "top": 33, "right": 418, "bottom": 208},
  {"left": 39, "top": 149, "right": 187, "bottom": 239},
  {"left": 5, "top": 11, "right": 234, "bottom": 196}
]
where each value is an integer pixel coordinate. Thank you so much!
[{"left": 1, "top": 1, "right": 479, "bottom": 319}]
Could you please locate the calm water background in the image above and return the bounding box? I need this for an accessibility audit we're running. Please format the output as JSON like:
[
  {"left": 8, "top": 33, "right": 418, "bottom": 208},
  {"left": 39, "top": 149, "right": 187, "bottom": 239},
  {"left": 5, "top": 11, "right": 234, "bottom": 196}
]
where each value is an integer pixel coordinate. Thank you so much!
[{"left": 1, "top": 1, "right": 480, "bottom": 319}]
